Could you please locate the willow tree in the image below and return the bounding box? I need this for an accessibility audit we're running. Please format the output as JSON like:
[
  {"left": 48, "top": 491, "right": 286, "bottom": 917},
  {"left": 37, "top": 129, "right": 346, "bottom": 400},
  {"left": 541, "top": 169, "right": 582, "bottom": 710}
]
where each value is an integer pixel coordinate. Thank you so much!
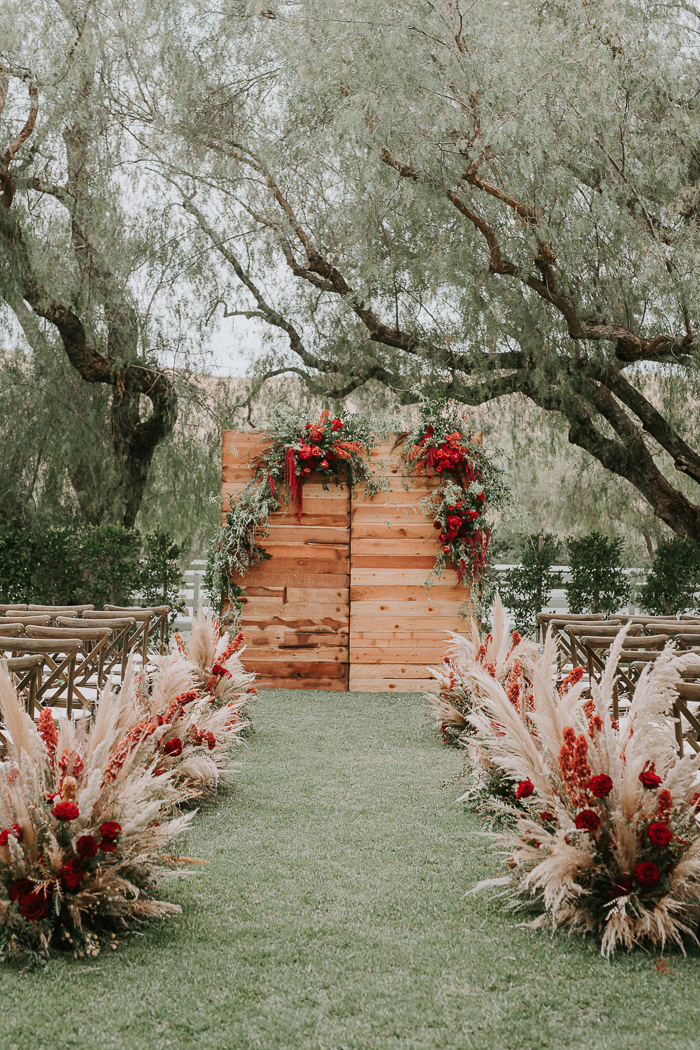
[
  {"left": 0, "top": 1, "right": 183, "bottom": 528},
  {"left": 150, "top": 0, "right": 700, "bottom": 541}
]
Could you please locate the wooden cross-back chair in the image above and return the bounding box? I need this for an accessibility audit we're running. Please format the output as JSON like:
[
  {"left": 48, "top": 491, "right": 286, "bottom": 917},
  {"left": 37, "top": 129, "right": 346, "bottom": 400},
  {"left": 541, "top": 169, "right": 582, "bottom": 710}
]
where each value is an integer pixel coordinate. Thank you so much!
[
  {"left": 0, "top": 654, "right": 43, "bottom": 756},
  {"left": 0, "top": 636, "right": 85, "bottom": 717},
  {"left": 671, "top": 682, "right": 700, "bottom": 756},
  {"left": 56, "top": 616, "right": 136, "bottom": 684},
  {"left": 543, "top": 617, "right": 622, "bottom": 673},
  {"left": 537, "top": 612, "right": 608, "bottom": 648},
  {"left": 566, "top": 623, "right": 640, "bottom": 674},
  {"left": 3, "top": 653, "right": 46, "bottom": 723},
  {"left": 104, "top": 605, "right": 170, "bottom": 656},
  {"left": 27, "top": 625, "right": 113, "bottom": 701}
]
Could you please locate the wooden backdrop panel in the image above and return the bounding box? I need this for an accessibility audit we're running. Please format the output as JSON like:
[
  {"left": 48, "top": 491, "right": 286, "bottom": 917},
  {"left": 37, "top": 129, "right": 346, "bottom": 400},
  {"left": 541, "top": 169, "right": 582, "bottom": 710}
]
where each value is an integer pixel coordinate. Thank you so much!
[
  {"left": 222, "top": 430, "right": 350, "bottom": 690},
  {"left": 348, "top": 440, "right": 467, "bottom": 692},
  {"left": 221, "top": 432, "right": 468, "bottom": 692}
]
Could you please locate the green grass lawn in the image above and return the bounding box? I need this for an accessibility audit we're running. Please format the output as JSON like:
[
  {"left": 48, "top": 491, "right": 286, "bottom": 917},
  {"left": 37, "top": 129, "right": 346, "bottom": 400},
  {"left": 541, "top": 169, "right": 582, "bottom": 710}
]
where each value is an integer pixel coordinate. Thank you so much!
[{"left": 2, "top": 689, "right": 700, "bottom": 1050}]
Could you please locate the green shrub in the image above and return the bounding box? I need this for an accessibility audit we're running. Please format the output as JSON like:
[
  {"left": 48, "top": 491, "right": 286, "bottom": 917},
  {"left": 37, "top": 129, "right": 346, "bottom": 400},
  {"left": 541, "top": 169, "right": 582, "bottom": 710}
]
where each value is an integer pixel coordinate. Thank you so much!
[
  {"left": 138, "top": 528, "right": 187, "bottom": 642},
  {"left": 565, "top": 531, "right": 630, "bottom": 614},
  {"left": 499, "top": 533, "right": 563, "bottom": 636},
  {"left": 0, "top": 522, "right": 141, "bottom": 606},
  {"left": 638, "top": 536, "right": 700, "bottom": 616}
]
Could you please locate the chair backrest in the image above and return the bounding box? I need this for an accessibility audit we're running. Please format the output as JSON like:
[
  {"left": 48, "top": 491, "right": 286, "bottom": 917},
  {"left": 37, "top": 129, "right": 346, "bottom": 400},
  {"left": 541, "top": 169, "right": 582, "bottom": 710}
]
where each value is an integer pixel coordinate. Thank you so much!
[
  {"left": 87, "top": 609, "right": 152, "bottom": 621},
  {"left": 0, "top": 624, "right": 24, "bottom": 638},
  {"left": 0, "top": 636, "right": 85, "bottom": 654},
  {"left": 620, "top": 634, "right": 671, "bottom": 650},
  {"left": 0, "top": 604, "right": 28, "bottom": 614},
  {"left": 105, "top": 604, "right": 170, "bottom": 614},
  {"left": 1, "top": 613, "right": 53, "bottom": 626},
  {"left": 568, "top": 624, "right": 637, "bottom": 637},
  {"left": 27, "top": 625, "right": 112, "bottom": 641},
  {"left": 27, "top": 604, "right": 95, "bottom": 613},
  {"left": 6, "top": 654, "right": 45, "bottom": 672},
  {"left": 66, "top": 616, "right": 135, "bottom": 629}
]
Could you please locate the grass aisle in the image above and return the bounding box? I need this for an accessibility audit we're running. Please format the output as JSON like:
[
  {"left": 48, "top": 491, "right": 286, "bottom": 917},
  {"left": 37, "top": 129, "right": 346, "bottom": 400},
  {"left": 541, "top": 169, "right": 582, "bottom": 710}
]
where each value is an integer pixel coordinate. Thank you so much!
[{"left": 3, "top": 690, "right": 700, "bottom": 1050}]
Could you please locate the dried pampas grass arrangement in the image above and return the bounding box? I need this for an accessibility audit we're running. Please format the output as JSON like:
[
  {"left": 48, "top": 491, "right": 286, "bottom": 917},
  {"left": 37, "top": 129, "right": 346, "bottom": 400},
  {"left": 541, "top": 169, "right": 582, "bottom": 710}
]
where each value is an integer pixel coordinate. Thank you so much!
[{"left": 463, "top": 618, "right": 700, "bottom": 956}]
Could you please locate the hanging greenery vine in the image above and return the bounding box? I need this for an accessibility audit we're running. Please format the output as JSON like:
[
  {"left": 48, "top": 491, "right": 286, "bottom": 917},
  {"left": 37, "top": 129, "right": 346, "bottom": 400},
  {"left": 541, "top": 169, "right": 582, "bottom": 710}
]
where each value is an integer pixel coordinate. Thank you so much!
[
  {"left": 400, "top": 403, "right": 512, "bottom": 596},
  {"left": 205, "top": 408, "right": 379, "bottom": 618}
]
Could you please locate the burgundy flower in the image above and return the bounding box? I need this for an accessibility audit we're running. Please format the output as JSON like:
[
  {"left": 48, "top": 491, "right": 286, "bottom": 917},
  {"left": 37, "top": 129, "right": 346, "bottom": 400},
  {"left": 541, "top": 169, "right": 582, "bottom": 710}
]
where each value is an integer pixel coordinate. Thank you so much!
[
  {"left": 19, "top": 889, "right": 51, "bottom": 922},
  {"left": 646, "top": 822, "right": 673, "bottom": 849},
  {"left": 76, "top": 834, "right": 98, "bottom": 858},
  {"left": 100, "top": 840, "right": 118, "bottom": 853},
  {"left": 99, "top": 821, "right": 122, "bottom": 841},
  {"left": 60, "top": 861, "right": 84, "bottom": 892},
  {"left": 516, "top": 778, "right": 534, "bottom": 800},
  {"left": 8, "top": 878, "right": 33, "bottom": 901},
  {"left": 657, "top": 789, "right": 673, "bottom": 814},
  {"left": 447, "top": 515, "right": 461, "bottom": 531},
  {"left": 163, "top": 738, "right": 183, "bottom": 757},
  {"left": 432, "top": 521, "right": 441, "bottom": 530},
  {"left": 639, "top": 763, "right": 662, "bottom": 789},
  {"left": 51, "top": 801, "right": 80, "bottom": 821},
  {"left": 588, "top": 775, "right": 613, "bottom": 798},
  {"left": 0, "top": 822, "right": 22, "bottom": 846},
  {"left": 634, "top": 861, "right": 661, "bottom": 887},
  {"left": 575, "top": 809, "right": 601, "bottom": 833}
]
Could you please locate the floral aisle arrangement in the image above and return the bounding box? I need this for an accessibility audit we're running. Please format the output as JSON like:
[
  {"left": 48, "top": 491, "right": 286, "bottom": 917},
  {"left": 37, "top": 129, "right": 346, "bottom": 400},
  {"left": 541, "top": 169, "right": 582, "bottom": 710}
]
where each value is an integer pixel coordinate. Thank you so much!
[
  {"left": 0, "top": 665, "right": 200, "bottom": 964},
  {"left": 205, "top": 408, "right": 378, "bottom": 617},
  {"left": 427, "top": 594, "right": 539, "bottom": 748},
  {"left": 467, "top": 629, "right": 700, "bottom": 955},
  {"left": 131, "top": 608, "right": 257, "bottom": 790},
  {"left": 401, "top": 403, "right": 511, "bottom": 597}
]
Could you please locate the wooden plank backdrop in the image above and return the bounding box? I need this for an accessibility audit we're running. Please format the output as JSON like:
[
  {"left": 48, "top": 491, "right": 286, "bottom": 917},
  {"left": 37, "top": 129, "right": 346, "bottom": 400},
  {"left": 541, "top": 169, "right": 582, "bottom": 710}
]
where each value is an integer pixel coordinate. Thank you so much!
[
  {"left": 348, "top": 439, "right": 466, "bottom": 692},
  {"left": 221, "top": 431, "right": 468, "bottom": 692},
  {"left": 222, "top": 430, "right": 350, "bottom": 690}
]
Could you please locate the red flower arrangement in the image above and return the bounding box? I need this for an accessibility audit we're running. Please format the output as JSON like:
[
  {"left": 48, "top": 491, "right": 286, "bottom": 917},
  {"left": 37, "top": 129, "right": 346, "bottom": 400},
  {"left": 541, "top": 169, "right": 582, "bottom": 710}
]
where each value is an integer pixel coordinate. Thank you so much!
[{"left": 401, "top": 405, "right": 510, "bottom": 596}]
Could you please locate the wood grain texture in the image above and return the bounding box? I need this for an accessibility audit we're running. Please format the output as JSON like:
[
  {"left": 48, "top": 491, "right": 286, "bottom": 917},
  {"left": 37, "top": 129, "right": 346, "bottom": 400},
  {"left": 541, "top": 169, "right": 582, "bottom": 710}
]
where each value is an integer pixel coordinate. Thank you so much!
[
  {"left": 223, "top": 430, "right": 351, "bottom": 689},
  {"left": 221, "top": 430, "right": 468, "bottom": 692}
]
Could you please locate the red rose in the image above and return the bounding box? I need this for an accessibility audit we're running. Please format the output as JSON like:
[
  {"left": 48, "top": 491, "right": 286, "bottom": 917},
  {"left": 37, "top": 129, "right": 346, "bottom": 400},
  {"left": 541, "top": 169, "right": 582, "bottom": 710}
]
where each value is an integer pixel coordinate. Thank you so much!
[
  {"left": 319, "top": 460, "right": 329, "bottom": 469},
  {"left": 19, "top": 889, "right": 50, "bottom": 922},
  {"left": 163, "top": 738, "right": 183, "bottom": 757},
  {"left": 432, "top": 521, "right": 441, "bottom": 530},
  {"left": 51, "top": 801, "right": 80, "bottom": 821},
  {"left": 447, "top": 515, "right": 461, "bottom": 531},
  {"left": 76, "top": 834, "right": 98, "bottom": 858},
  {"left": 516, "top": 778, "right": 534, "bottom": 800},
  {"left": 646, "top": 822, "right": 673, "bottom": 848},
  {"left": 442, "top": 545, "right": 451, "bottom": 553},
  {"left": 311, "top": 445, "right": 324, "bottom": 458},
  {"left": 99, "top": 821, "right": 122, "bottom": 841},
  {"left": 60, "top": 861, "right": 84, "bottom": 892},
  {"left": 639, "top": 764, "right": 663, "bottom": 789},
  {"left": 304, "top": 423, "right": 312, "bottom": 429},
  {"left": 575, "top": 810, "right": 601, "bottom": 832},
  {"left": 8, "top": 878, "right": 33, "bottom": 901},
  {"left": 588, "top": 775, "right": 613, "bottom": 798},
  {"left": 634, "top": 861, "right": 661, "bottom": 887},
  {"left": 331, "top": 418, "right": 343, "bottom": 431}
]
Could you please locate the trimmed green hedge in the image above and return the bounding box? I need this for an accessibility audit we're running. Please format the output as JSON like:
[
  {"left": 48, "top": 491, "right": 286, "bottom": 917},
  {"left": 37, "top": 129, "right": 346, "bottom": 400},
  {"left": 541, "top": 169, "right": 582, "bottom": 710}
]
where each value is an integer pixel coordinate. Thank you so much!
[{"left": 0, "top": 524, "right": 185, "bottom": 617}]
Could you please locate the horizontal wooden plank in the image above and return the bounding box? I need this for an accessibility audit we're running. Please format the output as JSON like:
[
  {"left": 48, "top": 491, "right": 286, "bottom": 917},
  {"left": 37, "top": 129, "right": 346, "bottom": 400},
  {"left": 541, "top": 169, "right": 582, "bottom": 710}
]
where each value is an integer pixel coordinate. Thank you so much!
[
  {"left": 256, "top": 678, "right": 349, "bottom": 691},
  {"left": 348, "top": 616, "right": 465, "bottom": 632},
  {"left": 351, "top": 521, "right": 435, "bottom": 540},
  {"left": 243, "top": 600, "right": 348, "bottom": 618},
  {"left": 241, "top": 647, "right": 347, "bottom": 663},
  {"left": 350, "top": 585, "right": 462, "bottom": 601},
  {"left": 261, "top": 527, "right": 349, "bottom": 544},
  {"left": 261, "top": 544, "right": 349, "bottom": 561},
  {"left": 232, "top": 572, "right": 349, "bottom": 590},
  {"left": 245, "top": 660, "right": 347, "bottom": 679},
  {"left": 350, "top": 600, "right": 465, "bottom": 618},
  {"left": 243, "top": 614, "right": 347, "bottom": 631},
  {"left": 349, "top": 647, "right": 448, "bottom": 662},
  {"left": 350, "top": 556, "right": 439, "bottom": 570},
  {"left": 348, "top": 678, "right": 435, "bottom": 693},
  {"left": 348, "top": 663, "right": 433, "bottom": 678},
  {"left": 350, "top": 569, "right": 461, "bottom": 586},
  {"left": 351, "top": 538, "right": 437, "bottom": 557}
]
